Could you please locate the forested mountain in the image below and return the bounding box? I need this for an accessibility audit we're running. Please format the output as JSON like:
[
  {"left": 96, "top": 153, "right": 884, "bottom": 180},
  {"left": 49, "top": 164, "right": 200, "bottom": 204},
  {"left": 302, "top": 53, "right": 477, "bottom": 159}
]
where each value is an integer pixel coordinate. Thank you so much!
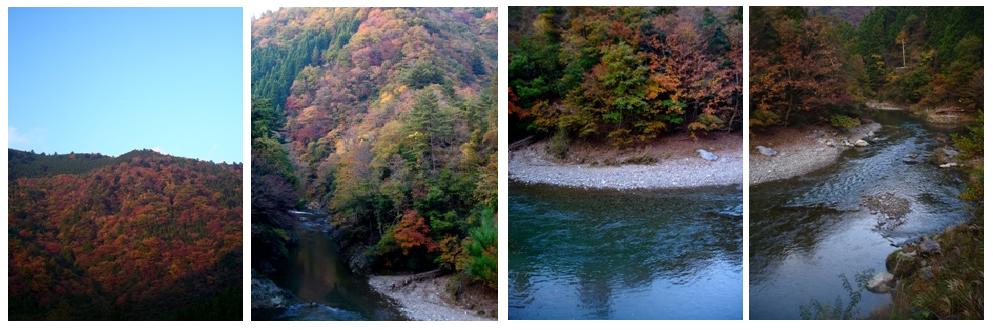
[
  {"left": 8, "top": 149, "right": 242, "bottom": 320},
  {"left": 750, "top": 7, "right": 983, "bottom": 127},
  {"left": 251, "top": 8, "right": 497, "bottom": 289},
  {"left": 9, "top": 149, "right": 117, "bottom": 180},
  {"left": 509, "top": 7, "right": 743, "bottom": 146}
]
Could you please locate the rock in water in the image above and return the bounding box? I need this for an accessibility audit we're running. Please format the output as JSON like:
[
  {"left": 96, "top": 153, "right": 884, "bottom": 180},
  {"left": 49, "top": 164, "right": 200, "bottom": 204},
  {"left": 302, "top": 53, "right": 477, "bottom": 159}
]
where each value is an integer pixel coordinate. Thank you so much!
[
  {"left": 920, "top": 238, "right": 941, "bottom": 255},
  {"left": 866, "top": 271, "right": 895, "bottom": 293},
  {"left": 854, "top": 139, "right": 869, "bottom": 147},
  {"left": 939, "top": 162, "right": 958, "bottom": 168},
  {"left": 756, "top": 145, "right": 778, "bottom": 157},
  {"left": 697, "top": 149, "right": 719, "bottom": 161}
]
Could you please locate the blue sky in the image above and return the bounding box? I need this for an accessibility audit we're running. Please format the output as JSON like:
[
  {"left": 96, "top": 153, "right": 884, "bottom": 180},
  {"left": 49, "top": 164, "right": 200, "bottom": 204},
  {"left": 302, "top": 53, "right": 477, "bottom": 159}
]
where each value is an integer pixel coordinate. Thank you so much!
[{"left": 9, "top": 7, "right": 243, "bottom": 163}]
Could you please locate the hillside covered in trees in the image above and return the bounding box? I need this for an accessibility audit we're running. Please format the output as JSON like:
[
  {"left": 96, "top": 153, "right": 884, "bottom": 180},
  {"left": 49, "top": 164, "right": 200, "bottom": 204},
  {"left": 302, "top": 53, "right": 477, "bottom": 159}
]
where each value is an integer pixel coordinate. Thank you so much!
[
  {"left": 8, "top": 149, "right": 242, "bottom": 320},
  {"left": 250, "top": 7, "right": 497, "bottom": 312},
  {"left": 509, "top": 7, "right": 743, "bottom": 147},
  {"left": 750, "top": 6, "right": 983, "bottom": 128}
]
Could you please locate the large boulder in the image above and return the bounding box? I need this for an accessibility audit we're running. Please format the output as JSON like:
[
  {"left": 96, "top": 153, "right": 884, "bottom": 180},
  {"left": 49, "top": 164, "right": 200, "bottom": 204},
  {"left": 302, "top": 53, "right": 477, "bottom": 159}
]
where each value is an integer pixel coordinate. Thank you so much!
[
  {"left": 756, "top": 145, "right": 778, "bottom": 157},
  {"left": 697, "top": 149, "right": 719, "bottom": 161}
]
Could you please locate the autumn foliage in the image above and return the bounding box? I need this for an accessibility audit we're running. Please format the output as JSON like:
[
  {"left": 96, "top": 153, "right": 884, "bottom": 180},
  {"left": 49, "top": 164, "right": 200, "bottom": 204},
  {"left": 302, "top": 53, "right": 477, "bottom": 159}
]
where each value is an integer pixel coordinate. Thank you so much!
[
  {"left": 252, "top": 8, "right": 497, "bottom": 287},
  {"left": 8, "top": 149, "right": 242, "bottom": 320},
  {"left": 393, "top": 210, "right": 438, "bottom": 255},
  {"left": 509, "top": 7, "right": 743, "bottom": 146},
  {"left": 750, "top": 7, "right": 983, "bottom": 128}
]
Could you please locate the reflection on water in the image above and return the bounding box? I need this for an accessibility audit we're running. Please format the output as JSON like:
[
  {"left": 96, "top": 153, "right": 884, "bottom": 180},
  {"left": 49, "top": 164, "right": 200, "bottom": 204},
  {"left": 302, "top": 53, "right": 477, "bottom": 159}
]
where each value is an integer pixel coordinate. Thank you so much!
[
  {"left": 750, "top": 111, "right": 971, "bottom": 319},
  {"left": 269, "top": 228, "right": 406, "bottom": 321},
  {"left": 509, "top": 183, "right": 743, "bottom": 320}
]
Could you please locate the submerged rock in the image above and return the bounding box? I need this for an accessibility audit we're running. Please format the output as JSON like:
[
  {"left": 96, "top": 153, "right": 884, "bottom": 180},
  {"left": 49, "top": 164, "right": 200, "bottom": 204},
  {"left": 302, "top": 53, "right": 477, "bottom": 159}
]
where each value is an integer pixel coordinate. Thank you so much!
[
  {"left": 862, "top": 192, "right": 911, "bottom": 230},
  {"left": 866, "top": 271, "right": 895, "bottom": 293},
  {"left": 756, "top": 145, "right": 778, "bottom": 157},
  {"left": 697, "top": 149, "right": 719, "bottom": 161}
]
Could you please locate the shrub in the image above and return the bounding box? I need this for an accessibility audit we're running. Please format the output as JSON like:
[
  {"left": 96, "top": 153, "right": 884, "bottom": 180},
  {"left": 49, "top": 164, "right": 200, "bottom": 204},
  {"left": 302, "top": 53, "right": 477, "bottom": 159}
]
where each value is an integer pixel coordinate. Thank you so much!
[
  {"left": 829, "top": 114, "right": 860, "bottom": 129},
  {"left": 547, "top": 127, "right": 570, "bottom": 159}
]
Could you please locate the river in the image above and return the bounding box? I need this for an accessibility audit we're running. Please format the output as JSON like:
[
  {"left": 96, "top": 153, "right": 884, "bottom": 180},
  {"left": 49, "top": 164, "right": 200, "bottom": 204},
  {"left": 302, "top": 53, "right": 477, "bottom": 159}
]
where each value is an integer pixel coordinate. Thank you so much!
[
  {"left": 262, "top": 211, "right": 406, "bottom": 321},
  {"left": 749, "top": 110, "right": 971, "bottom": 319},
  {"left": 508, "top": 182, "right": 743, "bottom": 319}
]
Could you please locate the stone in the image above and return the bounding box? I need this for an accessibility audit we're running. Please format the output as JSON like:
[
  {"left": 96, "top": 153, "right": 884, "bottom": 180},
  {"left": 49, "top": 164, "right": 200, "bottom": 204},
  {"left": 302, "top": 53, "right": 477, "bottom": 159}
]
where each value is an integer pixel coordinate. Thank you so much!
[
  {"left": 886, "top": 250, "right": 918, "bottom": 279},
  {"left": 696, "top": 149, "right": 719, "bottom": 161},
  {"left": 866, "top": 271, "right": 895, "bottom": 293},
  {"left": 919, "top": 238, "right": 941, "bottom": 255},
  {"left": 854, "top": 139, "right": 869, "bottom": 147},
  {"left": 939, "top": 162, "right": 958, "bottom": 168},
  {"left": 251, "top": 272, "right": 294, "bottom": 310},
  {"left": 919, "top": 266, "right": 934, "bottom": 280},
  {"left": 943, "top": 147, "right": 960, "bottom": 158},
  {"left": 756, "top": 145, "right": 778, "bottom": 157}
]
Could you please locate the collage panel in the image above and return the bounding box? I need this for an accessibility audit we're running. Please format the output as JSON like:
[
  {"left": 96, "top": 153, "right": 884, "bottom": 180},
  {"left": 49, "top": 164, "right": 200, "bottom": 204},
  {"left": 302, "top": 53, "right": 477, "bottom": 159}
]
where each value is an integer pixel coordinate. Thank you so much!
[
  {"left": 7, "top": 7, "right": 244, "bottom": 320},
  {"left": 508, "top": 6, "right": 744, "bottom": 320},
  {"left": 3, "top": 2, "right": 987, "bottom": 326},
  {"left": 748, "top": 6, "right": 983, "bottom": 320},
  {"left": 248, "top": 7, "right": 498, "bottom": 321}
]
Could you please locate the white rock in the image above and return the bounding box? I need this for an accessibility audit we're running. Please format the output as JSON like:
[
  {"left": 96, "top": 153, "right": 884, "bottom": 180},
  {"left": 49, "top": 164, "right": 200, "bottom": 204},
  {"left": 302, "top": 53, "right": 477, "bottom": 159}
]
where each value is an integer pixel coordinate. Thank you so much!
[
  {"left": 756, "top": 145, "right": 778, "bottom": 157},
  {"left": 866, "top": 271, "right": 895, "bottom": 293}
]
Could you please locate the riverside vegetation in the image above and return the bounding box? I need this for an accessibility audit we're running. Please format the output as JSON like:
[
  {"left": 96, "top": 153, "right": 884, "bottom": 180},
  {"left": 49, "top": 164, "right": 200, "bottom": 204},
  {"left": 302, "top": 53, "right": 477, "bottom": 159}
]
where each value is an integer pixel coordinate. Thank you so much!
[
  {"left": 748, "top": 7, "right": 982, "bottom": 319},
  {"left": 250, "top": 8, "right": 497, "bottom": 320},
  {"left": 507, "top": 7, "right": 744, "bottom": 320},
  {"left": 510, "top": 7, "right": 743, "bottom": 148},
  {"left": 508, "top": 7, "right": 744, "bottom": 190}
]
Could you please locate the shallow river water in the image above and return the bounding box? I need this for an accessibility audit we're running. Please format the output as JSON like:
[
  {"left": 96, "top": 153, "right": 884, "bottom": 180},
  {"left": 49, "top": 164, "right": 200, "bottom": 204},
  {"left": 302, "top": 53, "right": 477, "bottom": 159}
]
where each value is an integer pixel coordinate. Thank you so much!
[
  {"left": 749, "top": 111, "right": 970, "bottom": 319},
  {"left": 509, "top": 182, "right": 743, "bottom": 319}
]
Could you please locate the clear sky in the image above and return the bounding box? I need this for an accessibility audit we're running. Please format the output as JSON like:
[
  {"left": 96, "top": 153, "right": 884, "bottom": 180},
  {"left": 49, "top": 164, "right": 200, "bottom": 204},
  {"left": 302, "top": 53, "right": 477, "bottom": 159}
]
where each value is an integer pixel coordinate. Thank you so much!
[{"left": 9, "top": 7, "right": 243, "bottom": 163}]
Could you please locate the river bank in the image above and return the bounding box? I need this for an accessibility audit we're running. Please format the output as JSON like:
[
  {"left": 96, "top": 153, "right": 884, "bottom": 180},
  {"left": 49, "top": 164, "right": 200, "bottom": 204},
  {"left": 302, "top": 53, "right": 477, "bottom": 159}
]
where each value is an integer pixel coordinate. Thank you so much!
[
  {"left": 509, "top": 132, "right": 742, "bottom": 189},
  {"left": 870, "top": 216, "right": 983, "bottom": 319},
  {"left": 750, "top": 121, "right": 881, "bottom": 185},
  {"left": 749, "top": 109, "right": 975, "bottom": 319},
  {"left": 368, "top": 273, "right": 497, "bottom": 321}
]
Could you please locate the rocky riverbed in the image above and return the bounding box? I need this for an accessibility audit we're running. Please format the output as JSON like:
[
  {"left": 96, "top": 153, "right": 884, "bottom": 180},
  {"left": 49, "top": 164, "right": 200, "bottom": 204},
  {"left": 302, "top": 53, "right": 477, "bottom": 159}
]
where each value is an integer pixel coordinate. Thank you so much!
[
  {"left": 750, "top": 121, "right": 881, "bottom": 185},
  {"left": 509, "top": 132, "right": 742, "bottom": 189},
  {"left": 368, "top": 274, "right": 496, "bottom": 321}
]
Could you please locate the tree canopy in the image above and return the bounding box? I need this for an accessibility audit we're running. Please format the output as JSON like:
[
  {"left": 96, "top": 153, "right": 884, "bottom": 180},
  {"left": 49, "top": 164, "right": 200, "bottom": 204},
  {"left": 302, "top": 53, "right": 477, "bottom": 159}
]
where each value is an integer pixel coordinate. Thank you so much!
[{"left": 509, "top": 7, "right": 743, "bottom": 146}]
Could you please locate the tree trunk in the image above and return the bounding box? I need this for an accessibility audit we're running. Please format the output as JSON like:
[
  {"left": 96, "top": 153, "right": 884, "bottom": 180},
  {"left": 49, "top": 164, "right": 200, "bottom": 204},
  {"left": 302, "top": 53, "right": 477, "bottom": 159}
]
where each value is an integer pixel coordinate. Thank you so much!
[{"left": 901, "top": 42, "right": 906, "bottom": 67}]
